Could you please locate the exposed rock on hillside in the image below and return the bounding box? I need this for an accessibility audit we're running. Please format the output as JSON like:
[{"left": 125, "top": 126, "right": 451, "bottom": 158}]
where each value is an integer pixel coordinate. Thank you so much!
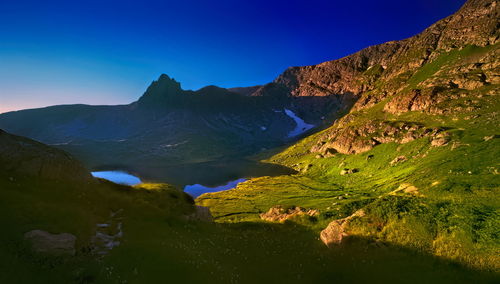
[
  {"left": 390, "top": 156, "right": 407, "bottom": 166},
  {"left": 24, "top": 230, "right": 76, "bottom": 256},
  {"left": 0, "top": 129, "right": 92, "bottom": 182},
  {"left": 320, "top": 210, "right": 365, "bottom": 246},
  {"left": 311, "top": 121, "right": 445, "bottom": 155},
  {"left": 260, "top": 206, "right": 319, "bottom": 222}
]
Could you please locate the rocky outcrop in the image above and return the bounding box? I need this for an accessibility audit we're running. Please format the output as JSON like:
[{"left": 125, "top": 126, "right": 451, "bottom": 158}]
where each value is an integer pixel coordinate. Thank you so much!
[
  {"left": 250, "top": 0, "right": 498, "bottom": 107},
  {"left": 24, "top": 230, "right": 76, "bottom": 256},
  {"left": 0, "top": 129, "right": 92, "bottom": 182},
  {"left": 92, "top": 209, "right": 123, "bottom": 256},
  {"left": 384, "top": 88, "right": 450, "bottom": 114},
  {"left": 389, "top": 183, "right": 421, "bottom": 196},
  {"left": 311, "top": 121, "right": 445, "bottom": 155},
  {"left": 320, "top": 209, "right": 366, "bottom": 246},
  {"left": 260, "top": 206, "right": 319, "bottom": 223},
  {"left": 431, "top": 133, "right": 451, "bottom": 147}
]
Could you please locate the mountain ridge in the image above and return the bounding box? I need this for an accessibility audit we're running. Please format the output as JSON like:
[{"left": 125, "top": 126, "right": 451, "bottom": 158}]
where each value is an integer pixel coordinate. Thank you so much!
[{"left": 196, "top": 0, "right": 500, "bottom": 271}]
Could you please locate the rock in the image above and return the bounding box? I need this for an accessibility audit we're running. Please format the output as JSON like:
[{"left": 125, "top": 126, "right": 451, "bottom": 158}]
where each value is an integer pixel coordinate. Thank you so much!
[
  {"left": 24, "top": 230, "right": 76, "bottom": 256},
  {"left": 302, "top": 164, "right": 313, "bottom": 172},
  {"left": 431, "top": 133, "right": 451, "bottom": 147},
  {"left": 320, "top": 209, "right": 365, "bottom": 247},
  {"left": 323, "top": 148, "right": 337, "bottom": 158},
  {"left": 390, "top": 183, "right": 420, "bottom": 196},
  {"left": 340, "top": 168, "right": 358, "bottom": 175},
  {"left": 320, "top": 220, "right": 344, "bottom": 245},
  {"left": 390, "top": 156, "right": 407, "bottom": 165},
  {"left": 311, "top": 121, "right": 441, "bottom": 155},
  {"left": 260, "top": 206, "right": 319, "bottom": 223},
  {"left": 91, "top": 210, "right": 123, "bottom": 255},
  {"left": 483, "top": 135, "right": 498, "bottom": 141}
]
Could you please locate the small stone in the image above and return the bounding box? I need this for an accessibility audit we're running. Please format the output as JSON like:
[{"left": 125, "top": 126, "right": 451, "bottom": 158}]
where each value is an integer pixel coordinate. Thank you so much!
[
  {"left": 340, "top": 169, "right": 350, "bottom": 175},
  {"left": 390, "top": 156, "right": 407, "bottom": 165},
  {"left": 431, "top": 135, "right": 450, "bottom": 147}
]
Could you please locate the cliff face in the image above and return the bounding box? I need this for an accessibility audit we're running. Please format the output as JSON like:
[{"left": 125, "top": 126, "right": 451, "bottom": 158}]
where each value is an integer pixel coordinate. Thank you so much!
[
  {"left": 257, "top": 0, "right": 499, "bottom": 157},
  {"left": 0, "top": 129, "right": 92, "bottom": 182},
  {"left": 251, "top": 0, "right": 499, "bottom": 105}
]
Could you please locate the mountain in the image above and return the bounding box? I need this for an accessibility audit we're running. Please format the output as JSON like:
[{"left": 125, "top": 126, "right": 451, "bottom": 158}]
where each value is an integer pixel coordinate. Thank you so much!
[
  {"left": 0, "top": 73, "right": 348, "bottom": 185},
  {"left": 197, "top": 0, "right": 500, "bottom": 271},
  {"left": 250, "top": 0, "right": 498, "bottom": 101}
]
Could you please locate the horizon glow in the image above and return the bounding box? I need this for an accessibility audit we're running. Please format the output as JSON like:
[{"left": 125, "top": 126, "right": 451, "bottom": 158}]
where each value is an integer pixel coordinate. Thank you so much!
[{"left": 0, "top": 0, "right": 465, "bottom": 114}]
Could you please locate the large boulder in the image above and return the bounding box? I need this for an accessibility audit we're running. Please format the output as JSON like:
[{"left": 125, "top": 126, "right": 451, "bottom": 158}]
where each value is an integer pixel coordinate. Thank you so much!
[
  {"left": 24, "top": 230, "right": 77, "bottom": 256},
  {"left": 320, "top": 210, "right": 365, "bottom": 247}
]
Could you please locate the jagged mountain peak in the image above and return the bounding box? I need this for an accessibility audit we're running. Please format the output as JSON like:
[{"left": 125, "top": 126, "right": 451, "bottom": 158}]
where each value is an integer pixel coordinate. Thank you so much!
[{"left": 136, "top": 74, "right": 184, "bottom": 107}]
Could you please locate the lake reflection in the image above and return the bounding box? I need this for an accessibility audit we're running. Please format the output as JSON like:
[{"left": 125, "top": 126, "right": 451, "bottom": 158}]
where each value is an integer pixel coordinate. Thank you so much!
[
  {"left": 184, "top": 178, "right": 247, "bottom": 198},
  {"left": 91, "top": 171, "right": 142, "bottom": 186}
]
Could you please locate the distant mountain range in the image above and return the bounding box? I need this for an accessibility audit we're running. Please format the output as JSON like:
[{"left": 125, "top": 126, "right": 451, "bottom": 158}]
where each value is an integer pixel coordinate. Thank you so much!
[
  {"left": 0, "top": 0, "right": 497, "bottom": 187},
  {"left": 0, "top": 73, "right": 348, "bottom": 185}
]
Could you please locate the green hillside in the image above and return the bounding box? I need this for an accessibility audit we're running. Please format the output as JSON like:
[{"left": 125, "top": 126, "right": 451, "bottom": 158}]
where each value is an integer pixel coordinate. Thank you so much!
[{"left": 197, "top": 43, "right": 500, "bottom": 272}]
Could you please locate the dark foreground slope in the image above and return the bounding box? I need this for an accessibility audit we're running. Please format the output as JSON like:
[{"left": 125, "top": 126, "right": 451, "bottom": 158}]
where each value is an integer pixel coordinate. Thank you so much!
[
  {"left": 0, "top": 129, "right": 92, "bottom": 182},
  {"left": 198, "top": 0, "right": 500, "bottom": 272},
  {"left": 0, "top": 130, "right": 497, "bottom": 283}
]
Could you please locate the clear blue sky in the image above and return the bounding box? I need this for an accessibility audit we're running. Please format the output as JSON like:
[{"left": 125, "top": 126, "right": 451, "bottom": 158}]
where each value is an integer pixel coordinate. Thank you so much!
[{"left": 0, "top": 0, "right": 466, "bottom": 113}]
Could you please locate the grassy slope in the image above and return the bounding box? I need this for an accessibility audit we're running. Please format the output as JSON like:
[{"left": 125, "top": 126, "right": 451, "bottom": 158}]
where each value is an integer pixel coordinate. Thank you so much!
[
  {"left": 197, "top": 46, "right": 500, "bottom": 272},
  {"left": 1, "top": 176, "right": 497, "bottom": 283}
]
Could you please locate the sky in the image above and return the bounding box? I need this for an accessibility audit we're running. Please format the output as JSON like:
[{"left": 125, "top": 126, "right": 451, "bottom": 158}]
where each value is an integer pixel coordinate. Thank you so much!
[{"left": 0, "top": 0, "right": 466, "bottom": 113}]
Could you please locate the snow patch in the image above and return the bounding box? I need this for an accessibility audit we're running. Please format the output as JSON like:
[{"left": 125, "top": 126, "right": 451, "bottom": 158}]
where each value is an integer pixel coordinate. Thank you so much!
[{"left": 284, "top": 109, "right": 314, "bottom": 138}]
